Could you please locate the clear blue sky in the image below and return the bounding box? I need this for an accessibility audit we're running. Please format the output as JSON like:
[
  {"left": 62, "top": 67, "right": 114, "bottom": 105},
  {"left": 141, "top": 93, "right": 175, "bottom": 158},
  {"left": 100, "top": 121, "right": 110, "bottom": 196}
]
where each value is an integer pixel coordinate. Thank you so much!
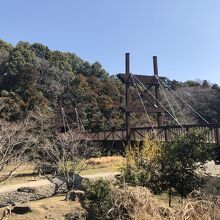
[{"left": 1, "top": 0, "right": 220, "bottom": 84}]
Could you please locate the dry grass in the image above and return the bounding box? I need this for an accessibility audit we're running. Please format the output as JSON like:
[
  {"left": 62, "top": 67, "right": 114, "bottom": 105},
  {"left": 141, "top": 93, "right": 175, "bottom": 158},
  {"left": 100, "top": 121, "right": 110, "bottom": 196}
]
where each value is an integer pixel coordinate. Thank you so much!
[
  {"left": 110, "top": 186, "right": 172, "bottom": 220},
  {"left": 173, "top": 191, "right": 220, "bottom": 220},
  {"left": 109, "top": 187, "right": 220, "bottom": 220},
  {"left": 0, "top": 194, "right": 85, "bottom": 220},
  {"left": 87, "top": 156, "right": 125, "bottom": 166},
  {"left": 82, "top": 156, "right": 125, "bottom": 173},
  {"left": 1, "top": 162, "right": 36, "bottom": 176}
]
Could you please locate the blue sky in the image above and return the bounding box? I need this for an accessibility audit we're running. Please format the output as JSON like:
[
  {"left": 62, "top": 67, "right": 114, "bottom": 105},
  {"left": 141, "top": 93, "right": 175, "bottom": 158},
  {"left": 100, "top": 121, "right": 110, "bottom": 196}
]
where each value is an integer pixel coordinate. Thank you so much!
[{"left": 1, "top": 0, "right": 220, "bottom": 84}]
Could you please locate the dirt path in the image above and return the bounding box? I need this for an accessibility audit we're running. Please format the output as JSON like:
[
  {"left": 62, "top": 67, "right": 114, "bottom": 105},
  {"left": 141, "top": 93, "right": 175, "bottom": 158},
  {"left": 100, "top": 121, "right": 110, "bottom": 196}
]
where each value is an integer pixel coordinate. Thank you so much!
[{"left": 0, "top": 172, "right": 120, "bottom": 194}]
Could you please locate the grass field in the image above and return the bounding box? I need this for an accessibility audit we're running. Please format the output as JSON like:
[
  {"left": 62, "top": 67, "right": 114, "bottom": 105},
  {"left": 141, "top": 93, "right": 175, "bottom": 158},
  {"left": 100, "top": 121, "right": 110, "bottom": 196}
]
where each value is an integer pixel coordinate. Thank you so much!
[
  {"left": 0, "top": 194, "right": 85, "bottom": 220},
  {"left": 0, "top": 156, "right": 124, "bottom": 186}
]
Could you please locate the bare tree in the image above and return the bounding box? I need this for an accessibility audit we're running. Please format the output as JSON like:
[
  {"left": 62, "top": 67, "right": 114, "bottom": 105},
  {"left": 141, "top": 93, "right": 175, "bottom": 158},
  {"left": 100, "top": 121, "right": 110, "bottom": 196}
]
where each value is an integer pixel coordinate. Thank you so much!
[
  {"left": 42, "top": 131, "right": 94, "bottom": 191},
  {"left": 0, "top": 118, "right": 37, "bottom": 183}
]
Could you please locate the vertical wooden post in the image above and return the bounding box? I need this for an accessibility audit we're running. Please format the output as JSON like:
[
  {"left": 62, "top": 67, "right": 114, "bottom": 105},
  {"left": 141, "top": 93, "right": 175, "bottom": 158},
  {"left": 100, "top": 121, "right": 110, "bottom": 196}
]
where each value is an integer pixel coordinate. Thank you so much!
[
  {"left": 215, "top": 127, "right": 220, "bottom": 163},
  {"left": 126, "top": 53, "right": 131, "bottom": 147},
  {"left": 215, "top": 128, "right": 220, "bottom": 145},
  {"left": 153, "top": 56, "right": 162, "bottom": 127}
]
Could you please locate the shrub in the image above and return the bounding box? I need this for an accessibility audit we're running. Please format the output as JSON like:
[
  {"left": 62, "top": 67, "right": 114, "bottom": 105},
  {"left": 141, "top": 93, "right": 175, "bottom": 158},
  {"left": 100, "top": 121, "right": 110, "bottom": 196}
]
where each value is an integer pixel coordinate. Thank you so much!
[
  {"left": 122, "top": 130, "right": 215, "bottom": 207},
  {"left": 161, "top": 130, "right": 215, "bottom": 206},
  {"left": 82, "top": 179, "right": 112, "bottom": 220},
  {"left": 122, "top": 135, "right": 162, "bottom": 193}
]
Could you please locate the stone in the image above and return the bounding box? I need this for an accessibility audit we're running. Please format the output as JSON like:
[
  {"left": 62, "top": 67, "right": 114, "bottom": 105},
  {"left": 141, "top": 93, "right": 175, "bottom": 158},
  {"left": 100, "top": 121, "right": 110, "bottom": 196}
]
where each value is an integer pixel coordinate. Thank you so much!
[
  {"left": 17, "top": 187, "right": 36, "bottom": 193},
  {"left": 11, "top": 205, "right": 32, "bottom": 214},
  {"left": 65, "top": 212, "right": 86, "bottom": 220},
  {"left": 38, "top": 163, "right": 57, "bottom": 176},
  {"left": 114, "top": 174, "right": 123, "bottom": 181},
  {"left": 65, "top": 190, "right": 85, "bottom": 202},
  {"left": 51, "top": 174, "right": 87, "bottom": 191}
]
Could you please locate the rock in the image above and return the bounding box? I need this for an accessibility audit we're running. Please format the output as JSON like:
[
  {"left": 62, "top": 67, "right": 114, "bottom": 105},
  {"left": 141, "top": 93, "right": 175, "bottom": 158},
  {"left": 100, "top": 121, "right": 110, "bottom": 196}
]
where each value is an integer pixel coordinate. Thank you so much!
[
  {"left": 52, "top": 174, "right": 86, "bottom": 191},
  {"left": 17, "top": 187, "right": 36, "bottom": 193},
  {"left": 114, "top": 174, "right": 123, "bottom": 181},
  {"left": 0, "top": 185, "right": 56, "bottom": 207},
  {"left": 11, "top": 205, "right": 32, "bottom": 214},
  {"left": 65, "top": 190, "right": 85, "bottom": 202},
  {"left": 65, "top": 211, "right": 86, "bottom": 220},
  {"left": 38, "top": 163, "right": 57, "bottom": 176},
  {"left": 73, "top": 174, "right": 86, "bottom": 189}
]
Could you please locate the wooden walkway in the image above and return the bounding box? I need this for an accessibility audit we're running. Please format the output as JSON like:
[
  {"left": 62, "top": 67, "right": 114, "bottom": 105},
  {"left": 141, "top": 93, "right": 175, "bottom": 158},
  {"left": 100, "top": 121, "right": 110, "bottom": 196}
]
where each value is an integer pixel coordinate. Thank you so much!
[{"left": 83, "top": 124, "right": 220, "bottom": 144}]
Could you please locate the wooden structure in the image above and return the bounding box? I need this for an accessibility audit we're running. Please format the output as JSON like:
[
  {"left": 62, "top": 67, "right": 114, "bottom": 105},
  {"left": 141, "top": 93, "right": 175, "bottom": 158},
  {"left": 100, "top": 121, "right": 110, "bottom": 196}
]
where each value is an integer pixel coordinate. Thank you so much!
[
  {"left": 54, "top": 107, "right": 79, "bottom": 133},
  {"left": 54, "top": 53, "right": 220, "bottom": 161},
  {"left": 83, "top": 124, "right": 220, "bottom": 144},
  {"left": 117, "top": 53, "right": 166, "bottom": 147}
]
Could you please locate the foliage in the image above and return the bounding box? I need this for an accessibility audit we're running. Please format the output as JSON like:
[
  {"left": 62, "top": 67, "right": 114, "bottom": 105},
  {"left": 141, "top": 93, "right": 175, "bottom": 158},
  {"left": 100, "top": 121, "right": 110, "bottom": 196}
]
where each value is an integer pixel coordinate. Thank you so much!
[
  {"left": 1, "top": 39, "right": 220, "bottom": 129},
  {"left": 160, "top": 130, "right": 215, "bottom": 206},
  {"left": 122, "top": 131, "right": 215, "bottom": 207},
  {"left": 82, "top": 179, "right": 112, "bottom": 220},
  {"left": 0, "top": 39, "right": 124, "bottom": 130},
  {"left": 122, "top": 135, "right": 162, "bottom": 193}
]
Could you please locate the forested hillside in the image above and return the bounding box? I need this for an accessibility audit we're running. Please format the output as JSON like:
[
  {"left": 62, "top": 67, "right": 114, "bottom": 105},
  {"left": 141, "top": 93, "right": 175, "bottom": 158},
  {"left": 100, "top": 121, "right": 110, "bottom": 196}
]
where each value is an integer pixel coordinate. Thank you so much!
[
  {"left": 0, "top": 40, "right": 124, "bottom": 130},
  {"left": 0, "top": 39, "right": 220, "bottom": 130}
]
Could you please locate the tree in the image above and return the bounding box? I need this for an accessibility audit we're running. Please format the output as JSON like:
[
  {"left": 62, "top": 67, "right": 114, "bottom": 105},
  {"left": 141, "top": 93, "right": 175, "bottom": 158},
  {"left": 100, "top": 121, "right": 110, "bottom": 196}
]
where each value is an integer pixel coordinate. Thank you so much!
[
  {"left": 0, "top": 118, "right": 37, "bottom": 183},
  {"left": 211, "top": 83, "right": 219, "bottom": 90},
  {"left": 202, "top": 80, "right": 210, "bottom": 88},
  {"left": 161, "top": 130, "right": 214, "bottom": 206},
  {"left": 122, "top": 136, "right": 162, "bottom": 193},
  {"left": 41, "top": 131, "right": 95, "bottom": 192}
]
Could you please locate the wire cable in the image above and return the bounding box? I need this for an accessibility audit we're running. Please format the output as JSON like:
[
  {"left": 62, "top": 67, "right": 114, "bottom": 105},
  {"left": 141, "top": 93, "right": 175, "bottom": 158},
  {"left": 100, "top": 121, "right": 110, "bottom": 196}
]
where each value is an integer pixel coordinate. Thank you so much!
[
  {"left": 75, "top": 108, "right": 85, "bottom": 131},
  {"left": 130, "top": 73, "right": 155, "bottom": 132},
  {"left": 156, "top": 76, "right": 209, "bottom": 124},
  {"left": 157, "top": 75, "right": 181, "bottom": 126},
  {"left": 133, "top": 75, "right": 183, "bottom": 128},
  {"left": 61, "top": 107, "right": 71, "bottom": 132}
]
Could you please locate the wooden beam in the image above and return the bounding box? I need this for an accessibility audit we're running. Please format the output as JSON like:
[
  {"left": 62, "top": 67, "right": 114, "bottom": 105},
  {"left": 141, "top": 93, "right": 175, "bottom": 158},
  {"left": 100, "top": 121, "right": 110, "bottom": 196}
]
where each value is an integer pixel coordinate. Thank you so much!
[
  {"left": 117, "top": 73, "right": 165, "bottom": 85},
  {"left": 125, "top": 53, "right": 131, "bottom": 147}
]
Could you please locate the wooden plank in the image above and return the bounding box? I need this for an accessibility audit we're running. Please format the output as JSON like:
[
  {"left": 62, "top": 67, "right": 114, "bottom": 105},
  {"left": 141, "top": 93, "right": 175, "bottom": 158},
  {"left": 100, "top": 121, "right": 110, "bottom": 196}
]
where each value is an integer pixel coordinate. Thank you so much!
[{"left": 117, "top": 74, "right": 166, "bottom": 85}]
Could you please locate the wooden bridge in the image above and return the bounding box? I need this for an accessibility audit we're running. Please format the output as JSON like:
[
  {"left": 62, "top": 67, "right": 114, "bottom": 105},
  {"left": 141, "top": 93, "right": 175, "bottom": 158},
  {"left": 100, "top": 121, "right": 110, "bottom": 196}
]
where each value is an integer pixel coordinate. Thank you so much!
[
  {"left": 55, "top": 53, "right": 220, "bottom": 161},
  {"left": 83, "top": 124, "right": 220, "bottom": 144}
]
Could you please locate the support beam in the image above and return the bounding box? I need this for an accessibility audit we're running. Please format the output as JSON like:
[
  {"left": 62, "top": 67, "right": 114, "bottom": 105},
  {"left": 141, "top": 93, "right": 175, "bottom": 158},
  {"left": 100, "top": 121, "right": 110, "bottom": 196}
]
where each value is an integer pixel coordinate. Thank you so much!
[
  {"left": 125, "top": 53, "right": 131, "bottom": 147},
  {"left": 153, "top": 56, "right": 163, "bottom": 126}
]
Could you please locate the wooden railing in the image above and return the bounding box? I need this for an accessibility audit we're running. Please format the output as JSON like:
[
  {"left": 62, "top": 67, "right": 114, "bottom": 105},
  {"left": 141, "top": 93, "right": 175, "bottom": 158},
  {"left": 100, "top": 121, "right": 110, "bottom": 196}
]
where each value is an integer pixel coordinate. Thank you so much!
[{"left": 82, "top": 124, "right": 220, "bottom": 144}]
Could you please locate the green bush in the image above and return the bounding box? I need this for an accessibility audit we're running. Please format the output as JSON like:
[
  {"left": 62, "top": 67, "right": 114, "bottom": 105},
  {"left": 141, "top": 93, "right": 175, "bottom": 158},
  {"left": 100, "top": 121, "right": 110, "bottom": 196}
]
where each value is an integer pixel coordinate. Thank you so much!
[
  {"left": 122, "top": 135, "right": 162, "bottom": 193},
  {"left": 161, "top": 130, "right": 215, "bottom": 206},
  {"left": 82, "top": 179, "right": 112, "bottom": 220},
  {"left": 122, "top": 130, "right": 216, "bottom": 206}
]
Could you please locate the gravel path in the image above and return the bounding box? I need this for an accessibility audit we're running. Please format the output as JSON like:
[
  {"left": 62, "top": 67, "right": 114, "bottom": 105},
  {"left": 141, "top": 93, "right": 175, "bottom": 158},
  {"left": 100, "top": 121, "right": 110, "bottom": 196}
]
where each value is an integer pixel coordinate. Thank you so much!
[{"left": 0, "top": 172, "right": 120, "bottom": 194}]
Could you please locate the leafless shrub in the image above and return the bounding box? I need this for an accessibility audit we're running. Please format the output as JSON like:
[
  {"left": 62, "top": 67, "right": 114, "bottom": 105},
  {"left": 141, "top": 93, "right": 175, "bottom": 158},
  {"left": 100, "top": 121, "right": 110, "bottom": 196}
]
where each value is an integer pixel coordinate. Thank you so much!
[
  {"left": 0, "top": 118, "right": 37, "bottom": 183},
  {"left": 42, "top": 131, "right": 95, "bottom": 191}
]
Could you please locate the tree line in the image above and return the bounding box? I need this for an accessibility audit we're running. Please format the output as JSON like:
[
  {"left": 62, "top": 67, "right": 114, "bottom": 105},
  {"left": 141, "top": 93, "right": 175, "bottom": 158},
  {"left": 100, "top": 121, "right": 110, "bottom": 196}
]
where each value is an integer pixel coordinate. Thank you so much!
[{"left": 0, "top": 39, "right": 220, "bottom": 130}]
